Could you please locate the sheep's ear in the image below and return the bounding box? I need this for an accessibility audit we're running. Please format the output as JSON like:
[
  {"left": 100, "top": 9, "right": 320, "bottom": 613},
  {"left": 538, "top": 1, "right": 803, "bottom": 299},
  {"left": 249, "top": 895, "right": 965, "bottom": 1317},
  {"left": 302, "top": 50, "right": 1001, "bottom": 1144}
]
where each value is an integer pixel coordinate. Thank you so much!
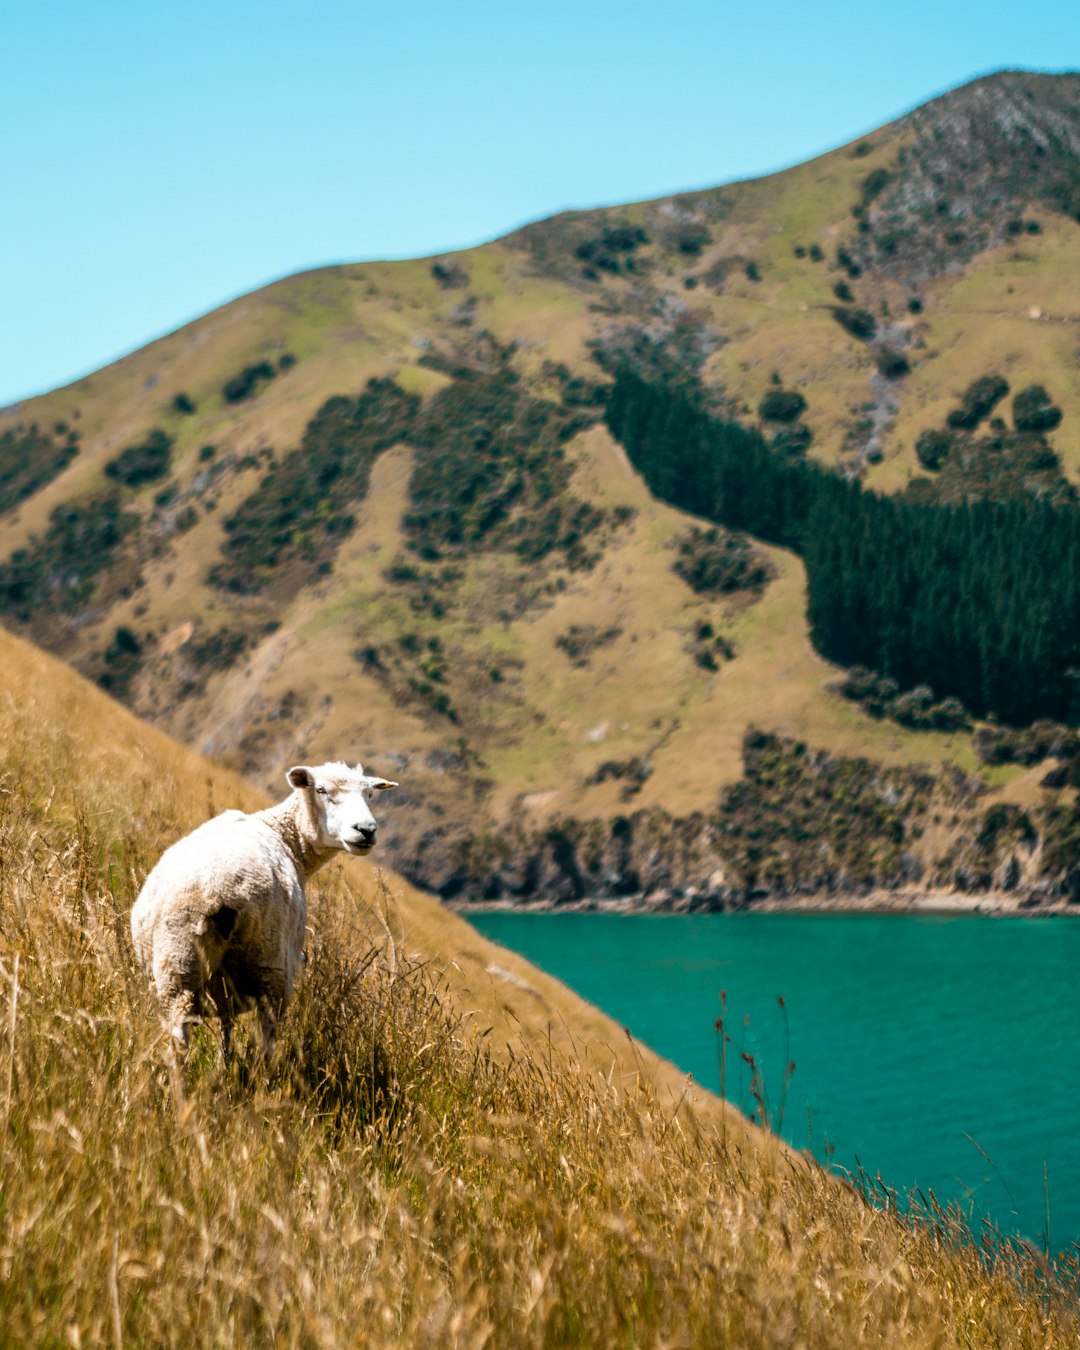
[
  {"left": 368, "top": 777, "right": 398, "bottom": 792},
  {"left": 287, "top": 766, "right": 314, "bottom": 790}
]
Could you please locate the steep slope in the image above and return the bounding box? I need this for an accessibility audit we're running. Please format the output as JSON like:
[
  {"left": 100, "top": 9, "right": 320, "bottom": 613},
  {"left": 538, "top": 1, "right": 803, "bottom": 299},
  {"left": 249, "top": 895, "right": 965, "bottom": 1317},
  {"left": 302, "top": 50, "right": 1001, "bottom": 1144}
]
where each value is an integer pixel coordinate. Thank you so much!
[
  {"left": 1, "top": 628, "right": 1077, "bottom": 1347},
  {"left": 1, "top": 69, "right": 1079, "bottom": 902},
  {"left": 0, "top": 621, "right": 717, "bottom": 1097}
]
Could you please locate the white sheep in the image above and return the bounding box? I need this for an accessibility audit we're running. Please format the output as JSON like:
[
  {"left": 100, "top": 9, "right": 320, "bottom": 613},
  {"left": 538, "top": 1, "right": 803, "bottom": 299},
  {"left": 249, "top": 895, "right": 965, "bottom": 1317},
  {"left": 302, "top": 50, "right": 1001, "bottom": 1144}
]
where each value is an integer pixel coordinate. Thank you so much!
[{"left": 130, "top": 761, "right": 397, "bottom": 1060}]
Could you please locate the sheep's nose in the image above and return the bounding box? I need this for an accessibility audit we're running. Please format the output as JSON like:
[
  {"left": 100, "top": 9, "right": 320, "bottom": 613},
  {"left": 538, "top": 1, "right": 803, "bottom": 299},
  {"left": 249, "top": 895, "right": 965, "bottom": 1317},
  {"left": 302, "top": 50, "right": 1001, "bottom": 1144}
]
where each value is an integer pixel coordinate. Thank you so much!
[{"left": 354, "top": 824, "right": 377, "bottom": 846}]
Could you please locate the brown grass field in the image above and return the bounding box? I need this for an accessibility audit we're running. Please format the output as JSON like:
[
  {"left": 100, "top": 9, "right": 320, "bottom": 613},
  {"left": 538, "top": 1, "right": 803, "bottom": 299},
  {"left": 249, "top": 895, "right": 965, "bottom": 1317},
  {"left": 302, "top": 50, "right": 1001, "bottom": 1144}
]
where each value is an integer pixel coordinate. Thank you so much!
[{"left": 0, "top": 625, "right": 1078, "bottom": 1347}]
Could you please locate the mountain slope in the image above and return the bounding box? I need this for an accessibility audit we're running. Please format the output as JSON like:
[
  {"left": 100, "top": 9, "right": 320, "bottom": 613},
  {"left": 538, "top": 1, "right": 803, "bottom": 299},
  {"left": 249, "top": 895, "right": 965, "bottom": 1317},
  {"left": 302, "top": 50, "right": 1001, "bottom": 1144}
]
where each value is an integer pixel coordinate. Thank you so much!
[{"left": 2, "top": 69, "right": 1079, "bottom": 902}]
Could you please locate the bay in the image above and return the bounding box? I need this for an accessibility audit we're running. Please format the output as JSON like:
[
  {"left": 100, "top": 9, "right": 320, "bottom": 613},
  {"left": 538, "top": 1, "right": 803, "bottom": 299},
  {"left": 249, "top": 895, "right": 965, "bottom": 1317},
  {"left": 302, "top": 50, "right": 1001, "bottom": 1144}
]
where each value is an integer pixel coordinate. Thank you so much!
[{"left": 467, "top": 911, "right": 1080, "bottom": 1248}]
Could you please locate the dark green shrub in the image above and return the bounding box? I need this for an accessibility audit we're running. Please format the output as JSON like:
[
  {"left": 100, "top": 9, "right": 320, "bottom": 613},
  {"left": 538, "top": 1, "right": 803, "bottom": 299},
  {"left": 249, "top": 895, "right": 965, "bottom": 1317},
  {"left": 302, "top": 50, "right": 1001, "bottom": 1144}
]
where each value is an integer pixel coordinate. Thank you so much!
[
  {"left": 673, "top": 526, "right": 772, "bottom": 596},
  {"left": 975, "top": 720, "right": 1078, "bottom": 766},
  {"left": 198, "top": 444, "right": 216, "bottom": 462},
  {"left": 833, "top": 281, "right": 854, "bottom": 303},
  {"left": 97, "top": 625, "right": 143, "bottom": 698},
  {"left": 574, "top": 224, "right": 648, "bottom": 278},
  {"left": 744, "top": 261, "right": 761, "bottom": 282},
  {"left": 915, "top": 429, "right": 953, "bottom": 471},
  {"left": 835, "top": 247, "right": 862, "bottom": 278},
  {"left": 584, "top": 757, "right": 652, "bottom": 798},
  {"left": 946, "top": 375, "right": 1009, "bottom": 430},
  {"left": 808, "top": 244, "right": 824, "bottom": 262},
  {"left": 171, "top": 393, "right": 196, "bottom": 415},
  {"left": 836, "top": 667, "right": 970, "bottom": 731},
  {"left": 432, "top": 260, "right": 469, "bottom": 289},
  {"left": 889, "top": 685, "right": 936, "bottom": 726},
  {"left": 1013, "top": 384, "right": 1062, "bottom": 433},
  {"left": 876, "top": 349, "right": 910, "bottom": 380},
  {"left": 663, "top": 221, "right": 711, "bottom": 257},
  {"left": 105, "top": 430, "right": 173, "bottom": 488},
  {"left": 975, "top": 803, "right": 1036, "bottom": 854},
  {"left": 277, "top": 352, "right": 297, "bottom": 371},
  {"left": 770, "top": 424, "right": 813, "bottom": 457},
  {"left": 929, "top": 697, "right": 970, "bottom": 731},
  {"left": 758, "top": 388, "right": 807, "bottom": 423},
  {"left": 555, "top": 625, "right": 621, "bottom": 667},
  {"left": 223, "top": 362, "right": 276, "bottom": 403},
  {"left": 713, "top": 728, "right": 940, "bottom": 890},
  {"left": 907, "top": 297, "right": 923, "bottom": 314},
  {"left": 832, "top": 307, "right": 876, "bottom": 341},
  {"left": 861, "top": 167, "right": 893, "bottom": 205}
]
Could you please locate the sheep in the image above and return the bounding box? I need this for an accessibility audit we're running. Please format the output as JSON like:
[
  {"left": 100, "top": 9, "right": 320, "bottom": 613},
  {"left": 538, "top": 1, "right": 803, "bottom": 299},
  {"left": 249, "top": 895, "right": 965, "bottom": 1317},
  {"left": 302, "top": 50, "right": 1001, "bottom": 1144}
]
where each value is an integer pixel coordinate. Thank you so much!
[{"left": 130, "top": 761, "right": 397, "bottom": 1062}]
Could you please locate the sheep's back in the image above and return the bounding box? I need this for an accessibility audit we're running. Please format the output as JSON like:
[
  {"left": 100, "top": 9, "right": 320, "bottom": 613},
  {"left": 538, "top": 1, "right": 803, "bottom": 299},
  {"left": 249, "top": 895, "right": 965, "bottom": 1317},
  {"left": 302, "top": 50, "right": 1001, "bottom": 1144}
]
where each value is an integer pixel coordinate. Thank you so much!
[{"left": 130, "top": 811, "right": 306, "bottom": 975}]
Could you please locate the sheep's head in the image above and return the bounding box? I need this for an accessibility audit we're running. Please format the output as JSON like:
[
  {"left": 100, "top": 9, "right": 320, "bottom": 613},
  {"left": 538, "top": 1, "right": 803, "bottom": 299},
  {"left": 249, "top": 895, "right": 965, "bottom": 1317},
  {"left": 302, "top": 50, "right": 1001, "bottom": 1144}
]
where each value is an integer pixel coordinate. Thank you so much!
[{"left": 287, "top": 762, "right": 398, "bottom": 855}]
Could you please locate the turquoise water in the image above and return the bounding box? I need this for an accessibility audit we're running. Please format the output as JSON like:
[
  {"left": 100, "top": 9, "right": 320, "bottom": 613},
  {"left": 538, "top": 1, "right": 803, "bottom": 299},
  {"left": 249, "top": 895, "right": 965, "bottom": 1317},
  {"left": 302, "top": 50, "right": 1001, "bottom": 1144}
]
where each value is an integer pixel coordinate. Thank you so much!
[{"left": 467, "top": 911, "right": 1080, "bottom": 1248}]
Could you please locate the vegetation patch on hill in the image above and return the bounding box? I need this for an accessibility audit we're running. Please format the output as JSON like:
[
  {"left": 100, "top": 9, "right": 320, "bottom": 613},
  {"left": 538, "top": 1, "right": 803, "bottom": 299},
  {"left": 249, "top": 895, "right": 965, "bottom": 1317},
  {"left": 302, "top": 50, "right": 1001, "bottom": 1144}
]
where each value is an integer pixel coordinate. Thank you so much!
[
  {"left": 715, "top": 729, "right": 953, "bottom": 892},
  {"left": 104, "top": 428, "right": 173, "bottom": 488},
  {"left": 0, "top": 493, "right": 139, "bottom": 623},
  {"left": 210, "top": 378, "right": 419, "bottom": 593},
  {"left": 403, "top": 369, "right": 617, "bottom": 571},
  {"left": 0, "top": 423, "right": 80, "bottom": 518},
  {"left": 833, "top": 667, "right": 971, "bottom": 732},
  {"left": 912, "top": 377, "right": 1072, "bottom": 506},
  {"left": 555, "top": 623, "right": 622, "bottom": 667},
  {"left": 222, "top": 353, "right": 295, "bottom": 403},
  {"left": 673, "top": 525, "right": 773, "bottom": 598}
]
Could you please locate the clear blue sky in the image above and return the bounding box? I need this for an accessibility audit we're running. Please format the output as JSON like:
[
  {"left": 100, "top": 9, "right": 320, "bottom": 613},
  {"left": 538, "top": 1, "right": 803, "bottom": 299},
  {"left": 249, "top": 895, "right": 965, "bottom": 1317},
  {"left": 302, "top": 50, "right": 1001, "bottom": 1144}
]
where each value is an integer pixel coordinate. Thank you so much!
[{"left": 2, "top": 1, "right": 1077, "bottom": 408}]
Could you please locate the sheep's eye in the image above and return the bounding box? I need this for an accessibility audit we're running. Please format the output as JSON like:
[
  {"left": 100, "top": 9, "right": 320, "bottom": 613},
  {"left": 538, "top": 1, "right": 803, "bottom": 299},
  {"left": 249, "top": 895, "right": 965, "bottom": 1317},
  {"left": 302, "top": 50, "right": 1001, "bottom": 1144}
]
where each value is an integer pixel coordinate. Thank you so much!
[{"left": 315, "top": 786, "right": 327, "bottom": 796}]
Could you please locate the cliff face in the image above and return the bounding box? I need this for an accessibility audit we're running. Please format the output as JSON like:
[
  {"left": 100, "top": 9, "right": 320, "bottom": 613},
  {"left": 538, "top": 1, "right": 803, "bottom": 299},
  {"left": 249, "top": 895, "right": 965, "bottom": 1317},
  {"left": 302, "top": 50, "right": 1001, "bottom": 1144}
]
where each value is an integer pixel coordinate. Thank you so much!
[{"left": 386, "top": 729, "right": 1080, "bottom": 910}]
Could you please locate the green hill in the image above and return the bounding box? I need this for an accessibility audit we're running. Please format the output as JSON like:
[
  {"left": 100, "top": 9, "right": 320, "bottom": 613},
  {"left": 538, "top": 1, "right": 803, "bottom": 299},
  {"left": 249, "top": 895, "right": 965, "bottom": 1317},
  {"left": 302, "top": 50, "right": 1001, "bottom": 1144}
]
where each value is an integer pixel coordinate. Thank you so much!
[{"left": 2, "top": 68, "right": 1079, "bottom": 904}]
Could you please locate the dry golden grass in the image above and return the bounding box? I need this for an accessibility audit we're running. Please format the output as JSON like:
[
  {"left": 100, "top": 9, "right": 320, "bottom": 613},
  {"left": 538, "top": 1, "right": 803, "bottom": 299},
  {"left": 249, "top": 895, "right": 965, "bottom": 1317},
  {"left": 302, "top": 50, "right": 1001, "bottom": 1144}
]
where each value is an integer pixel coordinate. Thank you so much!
[{"left": 0, "top": 627, "right": 1078, "bottom": 1347}]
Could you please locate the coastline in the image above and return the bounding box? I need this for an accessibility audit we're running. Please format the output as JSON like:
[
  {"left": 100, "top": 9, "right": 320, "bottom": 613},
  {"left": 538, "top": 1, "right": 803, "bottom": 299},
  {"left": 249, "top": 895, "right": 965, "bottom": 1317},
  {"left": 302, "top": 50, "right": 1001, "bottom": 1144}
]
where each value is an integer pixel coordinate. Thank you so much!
[{"left": 449, "top": 887, "right": 1079, "bottom": 918}]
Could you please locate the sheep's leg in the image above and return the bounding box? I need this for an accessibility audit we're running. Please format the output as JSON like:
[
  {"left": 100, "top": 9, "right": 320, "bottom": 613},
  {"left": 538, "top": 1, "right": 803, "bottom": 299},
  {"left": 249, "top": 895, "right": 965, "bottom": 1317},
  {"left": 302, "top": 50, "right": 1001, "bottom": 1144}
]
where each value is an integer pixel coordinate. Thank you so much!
[
  {"left": 162, "top": 987, "right": 197, "bottom": 1056},
  {"left": 160, "top": 987, "right": 196, "bottom": 1102},
  {"left": 254, "top": 973, "right": 286, "bottom": 1062},
  {"left": 208, "top": 974, "right": 234, "bottom": 1064},
  {"left": 255, "top": 996, "right": 278, "bottom": 1060}
]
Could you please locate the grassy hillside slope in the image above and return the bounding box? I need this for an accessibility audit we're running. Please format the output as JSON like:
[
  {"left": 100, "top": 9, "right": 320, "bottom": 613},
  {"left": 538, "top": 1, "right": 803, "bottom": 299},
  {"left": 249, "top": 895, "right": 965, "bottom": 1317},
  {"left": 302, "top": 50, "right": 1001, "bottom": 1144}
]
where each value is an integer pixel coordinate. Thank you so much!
[
  {"left": 1, "top": 628, "right": 1077, "bottom": 1345},
  {"left": 1, "top": 69, "right": 1079, "bottom": 902}
]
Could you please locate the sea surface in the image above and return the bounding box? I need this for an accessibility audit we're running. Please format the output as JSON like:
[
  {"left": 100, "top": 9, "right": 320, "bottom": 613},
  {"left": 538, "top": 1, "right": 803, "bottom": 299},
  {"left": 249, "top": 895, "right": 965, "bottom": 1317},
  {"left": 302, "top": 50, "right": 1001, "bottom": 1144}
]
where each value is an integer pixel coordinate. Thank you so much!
[{"left": 467, "top": 910, "right": 1080, "bottom": 1249}]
